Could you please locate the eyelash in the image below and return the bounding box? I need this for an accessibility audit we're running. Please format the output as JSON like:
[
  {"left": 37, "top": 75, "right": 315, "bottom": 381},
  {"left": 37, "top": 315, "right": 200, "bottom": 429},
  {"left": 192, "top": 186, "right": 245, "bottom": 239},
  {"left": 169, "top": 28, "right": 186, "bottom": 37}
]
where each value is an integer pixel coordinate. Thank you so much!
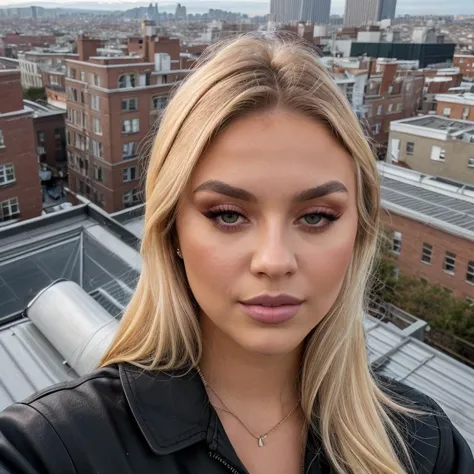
[{"left": 203, "top": 205, "right": 341, "bottom": 233}]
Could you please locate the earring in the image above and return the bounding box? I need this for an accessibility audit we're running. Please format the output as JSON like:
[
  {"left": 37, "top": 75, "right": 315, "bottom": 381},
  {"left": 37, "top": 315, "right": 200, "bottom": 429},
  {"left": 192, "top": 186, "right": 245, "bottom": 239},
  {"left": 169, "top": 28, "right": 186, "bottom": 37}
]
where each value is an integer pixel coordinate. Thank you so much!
[{"left": 176, "top": 248, "right": 182, "bottom": 259}]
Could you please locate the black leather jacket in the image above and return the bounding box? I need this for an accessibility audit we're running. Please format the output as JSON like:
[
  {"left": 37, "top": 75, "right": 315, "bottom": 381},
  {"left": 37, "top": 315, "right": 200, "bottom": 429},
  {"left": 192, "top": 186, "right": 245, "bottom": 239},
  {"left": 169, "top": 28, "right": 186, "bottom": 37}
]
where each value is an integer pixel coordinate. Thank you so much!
[{"left": 0, "top": 364, "right": 472, "bottom": 474}]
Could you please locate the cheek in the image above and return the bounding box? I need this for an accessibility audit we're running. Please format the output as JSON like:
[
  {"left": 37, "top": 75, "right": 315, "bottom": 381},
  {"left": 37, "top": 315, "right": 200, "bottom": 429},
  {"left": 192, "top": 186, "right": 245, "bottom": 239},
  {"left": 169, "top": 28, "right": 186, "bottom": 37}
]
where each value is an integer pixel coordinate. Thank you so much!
[{"left": 307, "top": 227, "right": 356, "bottom": 297}]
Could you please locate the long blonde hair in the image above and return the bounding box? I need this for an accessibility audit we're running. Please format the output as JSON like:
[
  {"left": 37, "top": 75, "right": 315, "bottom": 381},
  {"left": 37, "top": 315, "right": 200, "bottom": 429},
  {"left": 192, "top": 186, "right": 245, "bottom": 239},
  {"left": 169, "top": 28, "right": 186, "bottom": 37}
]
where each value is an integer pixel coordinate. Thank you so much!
[{"left": 101, "top": 34, "right": 416, "bottom": 474}]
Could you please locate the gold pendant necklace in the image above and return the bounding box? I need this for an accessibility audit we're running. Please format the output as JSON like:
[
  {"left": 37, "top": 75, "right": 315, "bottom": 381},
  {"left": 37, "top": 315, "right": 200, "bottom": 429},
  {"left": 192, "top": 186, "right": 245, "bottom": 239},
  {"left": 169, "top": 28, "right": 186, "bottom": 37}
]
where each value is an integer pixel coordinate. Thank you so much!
[{"left": 196, "top": 366, "right": 301, "bottom": 447}]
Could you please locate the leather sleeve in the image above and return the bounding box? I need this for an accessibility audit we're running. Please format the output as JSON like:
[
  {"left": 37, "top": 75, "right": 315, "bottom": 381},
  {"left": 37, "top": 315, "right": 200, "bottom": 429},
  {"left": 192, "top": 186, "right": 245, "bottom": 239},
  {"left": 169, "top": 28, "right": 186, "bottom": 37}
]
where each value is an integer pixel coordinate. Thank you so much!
[
  {"left": 0, "top": 403, "right": 77, "bottom": 474},
  {"left": 431, "top": 399, "right": 474, "bottom": 474}
]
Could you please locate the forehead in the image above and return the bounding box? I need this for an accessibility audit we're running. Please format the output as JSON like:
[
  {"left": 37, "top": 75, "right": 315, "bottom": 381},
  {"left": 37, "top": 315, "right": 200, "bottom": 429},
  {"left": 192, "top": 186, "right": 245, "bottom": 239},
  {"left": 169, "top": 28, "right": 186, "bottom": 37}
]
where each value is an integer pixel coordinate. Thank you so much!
[{"left": 189, "top": 109, "right": 356, "bottom": 195}]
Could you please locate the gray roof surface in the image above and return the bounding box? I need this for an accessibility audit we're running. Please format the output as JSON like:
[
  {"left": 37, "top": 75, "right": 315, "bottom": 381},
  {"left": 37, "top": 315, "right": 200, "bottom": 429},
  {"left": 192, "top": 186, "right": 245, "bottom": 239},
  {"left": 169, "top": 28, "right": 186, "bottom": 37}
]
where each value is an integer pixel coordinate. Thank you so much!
[
  {"left": 365, "top": 318, "right": 474, "bottom": 451},
  {"left": 0, "top": 320, "right": 76, "bottom": 410},
  {"left": 399, "top": 115, "right": 474, "bottom": 133}
]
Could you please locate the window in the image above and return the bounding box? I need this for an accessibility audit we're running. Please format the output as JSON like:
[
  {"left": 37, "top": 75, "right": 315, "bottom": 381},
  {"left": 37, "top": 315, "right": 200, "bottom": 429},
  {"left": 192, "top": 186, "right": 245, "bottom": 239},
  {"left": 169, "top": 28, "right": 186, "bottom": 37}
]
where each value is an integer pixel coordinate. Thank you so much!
[
  {"left": 443, "top": 107, "right": 451, "bottom": 117},
  {"left": 80, "top": 91, "right": 85, "bottom": 104},
  {"left": 392, "top": 231, "right": 402, "bottom": 254},
  {"left": 0, "top": 129, "right": 4, "bottom": 148},
  {"left": 122, "top": 142, "right": 138, "bottom": 158},
  {"left": 123, "top": 166, "right": 138, "bottom": 182},
  {"left": 466, "top": 261, "right": 474, "bottom": 284},
  {"left": 94, "top": 166, "right": 103, "bottom": 182},
  {"left": 118, "top": 74, "right": 136, "bottom": 89},
  {"left": 469, "top": 158, "right": 474, "bottom": 168},
  {"left": 406, "top": 83, "right": 412, "bottom": 93},
  {"left": 80, "top": 71, "right": 85, "bottom": 82},
  {"left": 406, "top": 142, "right": 415, "bottom": 154},
  {"left": 91, "top": 74, "right": 100, "bottom": 87},
  {"left": 92, "top": 191, "right": 104, "bottom": 208},
  {"left": 122, "top": 118, "right": 139, "bottom": 134},
  {"left": 72, "top": 88, "right": 78, "bottom": 102},
  {"left": 371, "top": 123, "right": 381, "bottom": 135},
  {"left": 431, "top": 146, "right": 445, "bottom": 162},
  {"left": 377, "top": 105, "right": 383, "bottom": 115},
  {"left": 90, "top": 95, "right": 100, "bottom": 111},
  {"left": 92, "top": 117, "right": 102, "bottom": 135},
  {"left": 91, "top": 139, "right": 103, "bottom": 158},
  {"left": 396, "top": 103, "right": 403, "bottom": 112},
  {"left": 121, "top": 98, "right": 138, "bottom": 111},
  {"left": 37, "top": 131, "right": 45, "bottom": 144},
  {"left": 152, "top": 96, "right": 168, "bottom": 110},
  {"left": 0, "top": 163, "right": 15, "bottom": 186},
  {"left": 0, "top": 197, "right": 20, "bottom": 222},
  {"left": 68, "top": 67, "right": 76, "bottom": 79},
  {"left": 462, "top": 107, "right": 469, "bottom": 119},
  {"left": 123, "top": 188, "right": 141, "bottom": 208},
  {"left": 421, "top": 242, "right": 432, "bottom": 264},
  {"left": 388, "top": 85, "right": 393, "bottom": 94},
  {"left": 443, "top": 251, "right": 456, "bottom": 274},
  {"left": 388, "top": 104, "right": 394, "bottom": 113},
  {"left": 54, "top": 128, "right": 61, "bottom": 140}
]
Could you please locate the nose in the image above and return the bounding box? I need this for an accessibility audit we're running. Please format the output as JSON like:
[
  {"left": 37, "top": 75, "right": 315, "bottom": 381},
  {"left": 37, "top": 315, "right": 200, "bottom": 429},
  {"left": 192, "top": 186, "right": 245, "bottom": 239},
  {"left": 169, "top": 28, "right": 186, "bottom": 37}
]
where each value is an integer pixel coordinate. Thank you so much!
[{"left": 250, "top": 224, "right": 298, "bottom": 279}]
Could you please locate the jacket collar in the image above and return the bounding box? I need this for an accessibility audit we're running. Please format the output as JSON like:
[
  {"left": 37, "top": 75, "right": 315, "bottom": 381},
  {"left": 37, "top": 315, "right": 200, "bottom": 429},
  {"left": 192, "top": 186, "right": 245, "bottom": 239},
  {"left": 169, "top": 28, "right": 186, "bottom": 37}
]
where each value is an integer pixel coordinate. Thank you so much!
[{"left": 119, "top": 363, "right": 216, "bottom": 455}]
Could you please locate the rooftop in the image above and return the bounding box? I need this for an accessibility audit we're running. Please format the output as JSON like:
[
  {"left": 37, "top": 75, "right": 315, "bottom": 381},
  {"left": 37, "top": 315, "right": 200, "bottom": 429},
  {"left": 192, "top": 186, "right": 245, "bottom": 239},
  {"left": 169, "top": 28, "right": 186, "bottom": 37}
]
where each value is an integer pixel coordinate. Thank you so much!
[
  {"left": 390, "top": 115, "right": 474, "bottom": 141},
  {"left": 23, "top": 99, "right": 66, "bottom": 118},
  {"left": 0, "top": 202, "right": 473, "bottom": 453},
  {"left": 378, "top": 163, "right": 474, "bottom": 242},
  {"left": 435, "top": 92, "right": 474, "bottom": 106}
]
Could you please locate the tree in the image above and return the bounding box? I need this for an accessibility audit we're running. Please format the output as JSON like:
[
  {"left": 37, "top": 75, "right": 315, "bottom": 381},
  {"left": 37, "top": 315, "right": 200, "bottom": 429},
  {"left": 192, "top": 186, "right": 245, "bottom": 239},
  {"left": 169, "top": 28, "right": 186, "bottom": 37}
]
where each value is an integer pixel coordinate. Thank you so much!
[
  {"left": 23, "top": 87, "right": 46, "bottom": 102},
  {"left": 371, "top": 227, "right": 474, "bottom": 345}
]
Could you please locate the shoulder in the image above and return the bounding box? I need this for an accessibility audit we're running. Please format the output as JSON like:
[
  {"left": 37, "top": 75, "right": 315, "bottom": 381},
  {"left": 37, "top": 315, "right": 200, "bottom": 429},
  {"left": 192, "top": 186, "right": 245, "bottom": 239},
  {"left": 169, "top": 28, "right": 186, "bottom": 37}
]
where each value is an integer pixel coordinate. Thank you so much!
[
  {"left": 376, "top": 375, "right": 474, "bottom": 474},
  {"left": 0, "top": 366, "right": 124, "bottom": 473}
]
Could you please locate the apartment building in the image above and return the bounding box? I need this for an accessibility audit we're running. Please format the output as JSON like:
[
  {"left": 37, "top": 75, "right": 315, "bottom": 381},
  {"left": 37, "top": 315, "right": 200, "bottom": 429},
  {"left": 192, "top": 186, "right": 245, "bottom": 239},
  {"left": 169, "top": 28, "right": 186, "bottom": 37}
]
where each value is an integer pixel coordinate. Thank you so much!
[
  {"left": 0, "top": 69, "right": 42, "bottom": 224},
  {"left": 0, "top": 33, "right": 55, "bottom": 58},
  {"left": 65, "top": 31, "right": 190, "bottom": 213},
  {"left": 435, "top": 92, "right": 474, "bottom": 121},
  {"left": 25, "top": 100, "right": 67, "bottom": 177},
  {"left": 379, "top": 163, "right": 474, "bottom": 300},
  {"left": 386, "top": 115, "right": 474, "bottom": 185},
  {"left": 364, "top": 59, "right": 424, "bottom": 156},
  {"left": 19, "top": 49, "right": 76, "bottom": 89},
  {"left": 453, "top": 54, "right": 474, "bottom": 79},
  {"left": 421, "top": 68, "right": 463, "bottom": 114}
]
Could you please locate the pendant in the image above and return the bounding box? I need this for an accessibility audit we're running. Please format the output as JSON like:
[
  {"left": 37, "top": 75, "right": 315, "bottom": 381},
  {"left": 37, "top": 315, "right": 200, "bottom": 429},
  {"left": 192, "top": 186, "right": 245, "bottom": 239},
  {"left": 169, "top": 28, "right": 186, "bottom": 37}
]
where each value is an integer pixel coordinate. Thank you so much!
[{"left": 258, "top": 436, "right": 265, "bottom": 447}]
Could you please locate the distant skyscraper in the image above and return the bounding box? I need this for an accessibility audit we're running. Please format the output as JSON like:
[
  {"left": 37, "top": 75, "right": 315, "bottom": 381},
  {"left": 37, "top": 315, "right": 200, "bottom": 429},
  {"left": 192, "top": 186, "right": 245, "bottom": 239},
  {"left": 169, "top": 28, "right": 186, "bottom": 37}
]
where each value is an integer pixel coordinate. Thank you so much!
[
  {"left": 344, "top": 0, "right": 396, "bottom": 26},
  {"left": 270, "top": 0, "right": 331, "bottom": 24}
]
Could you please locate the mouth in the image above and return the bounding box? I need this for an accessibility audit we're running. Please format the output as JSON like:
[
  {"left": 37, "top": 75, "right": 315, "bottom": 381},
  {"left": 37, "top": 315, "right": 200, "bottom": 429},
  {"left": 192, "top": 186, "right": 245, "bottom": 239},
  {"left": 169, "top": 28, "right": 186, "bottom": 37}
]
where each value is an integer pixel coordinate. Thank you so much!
[{"left": 239, "top": 297, "right": 304, "bottom": 325}]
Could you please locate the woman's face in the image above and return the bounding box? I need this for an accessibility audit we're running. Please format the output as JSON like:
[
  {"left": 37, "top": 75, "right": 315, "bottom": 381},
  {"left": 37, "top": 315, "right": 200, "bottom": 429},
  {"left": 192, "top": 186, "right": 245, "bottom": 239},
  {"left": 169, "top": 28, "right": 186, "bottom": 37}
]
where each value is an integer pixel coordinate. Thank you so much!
[{"left": 176, "top": 109, "right": 359, "bottom": 356}]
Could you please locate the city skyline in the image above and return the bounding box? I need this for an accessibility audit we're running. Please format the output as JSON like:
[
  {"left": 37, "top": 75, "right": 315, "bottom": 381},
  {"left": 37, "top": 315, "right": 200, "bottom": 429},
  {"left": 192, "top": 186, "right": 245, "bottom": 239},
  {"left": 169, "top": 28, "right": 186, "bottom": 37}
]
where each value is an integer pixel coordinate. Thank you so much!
[{"left": 0, "top": 0, "right": 473, "bottom": 15}]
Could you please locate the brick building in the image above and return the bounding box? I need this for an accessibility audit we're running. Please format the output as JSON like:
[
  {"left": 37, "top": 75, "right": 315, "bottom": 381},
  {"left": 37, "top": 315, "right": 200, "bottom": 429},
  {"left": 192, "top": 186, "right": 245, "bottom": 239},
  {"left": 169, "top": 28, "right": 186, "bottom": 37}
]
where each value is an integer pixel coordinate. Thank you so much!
[
  {"left": 0, "top": 69, "right": 42, "bottom": 224},
  {"left": 453, "top": 54, "right": 474, "bottom": 79},
  {"left": 386, "top": 115, "right": 474, "bottom": 185},
  {"left": 363, "top": 59, "right": 424, "bottom": 157},
  {"left": 65, "top": 27, "right": 190, "bottom": 213},
  {"left": 379, "top": 163, "right": 474, "bottom": 300},
  {"left": 435, "top": 92, "right": 474, "bottom": 121},
  {"left": 0, "top": 33, "right": 56, "bottom": 58},
  {"left": 24, "top": 101, "right": 67, "bottom": 177},
  {"left": 420, "top": 68, "right": 463, "bottom": 114}
]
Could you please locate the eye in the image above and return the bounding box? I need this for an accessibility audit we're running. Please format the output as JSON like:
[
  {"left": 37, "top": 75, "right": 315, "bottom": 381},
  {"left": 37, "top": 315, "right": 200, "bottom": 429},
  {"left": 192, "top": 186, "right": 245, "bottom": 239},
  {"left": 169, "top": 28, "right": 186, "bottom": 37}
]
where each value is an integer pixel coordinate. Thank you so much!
[
  {"left": 203, "top": 206, "right": 248, "bottom": 231},
  {"left": 303, "top": 214, "right": 323, "bottom": 225}
]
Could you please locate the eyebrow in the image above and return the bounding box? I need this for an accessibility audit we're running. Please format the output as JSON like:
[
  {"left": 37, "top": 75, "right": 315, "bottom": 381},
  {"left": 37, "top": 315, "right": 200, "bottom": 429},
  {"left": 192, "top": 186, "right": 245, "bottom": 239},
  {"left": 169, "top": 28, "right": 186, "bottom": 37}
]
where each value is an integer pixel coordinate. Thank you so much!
[{"left": 193, "top": 179, "right": 348, "bottom": 202}]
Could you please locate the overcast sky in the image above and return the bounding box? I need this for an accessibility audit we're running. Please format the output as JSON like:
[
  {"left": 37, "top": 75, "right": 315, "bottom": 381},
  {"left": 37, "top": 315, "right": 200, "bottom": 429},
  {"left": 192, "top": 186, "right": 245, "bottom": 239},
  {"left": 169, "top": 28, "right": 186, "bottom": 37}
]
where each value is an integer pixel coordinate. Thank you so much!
[{"left": 0, "top": 0, "right": 472, "bottom": 16}]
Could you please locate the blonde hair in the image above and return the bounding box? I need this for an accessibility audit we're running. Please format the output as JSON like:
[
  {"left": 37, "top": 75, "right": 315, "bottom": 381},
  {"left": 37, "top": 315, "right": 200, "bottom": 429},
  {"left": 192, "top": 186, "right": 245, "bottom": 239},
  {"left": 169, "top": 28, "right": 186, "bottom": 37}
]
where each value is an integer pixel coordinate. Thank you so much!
[{"left": 101, "top": 34, "right": 416, "bottom": 474}]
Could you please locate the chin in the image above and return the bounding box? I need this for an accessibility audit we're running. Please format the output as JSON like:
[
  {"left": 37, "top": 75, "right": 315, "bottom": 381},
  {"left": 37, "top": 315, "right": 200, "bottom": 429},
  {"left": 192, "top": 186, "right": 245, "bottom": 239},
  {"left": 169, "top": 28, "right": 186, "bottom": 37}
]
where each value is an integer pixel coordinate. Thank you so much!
[{"left": 232, "top": 328, "right": 304, "bottom": 357}]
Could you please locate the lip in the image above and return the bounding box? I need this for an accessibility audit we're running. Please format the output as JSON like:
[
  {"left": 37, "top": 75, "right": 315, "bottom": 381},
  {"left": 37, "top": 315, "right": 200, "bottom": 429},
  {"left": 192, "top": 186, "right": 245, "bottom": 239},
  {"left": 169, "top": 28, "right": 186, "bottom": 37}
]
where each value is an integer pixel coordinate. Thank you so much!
[
  {"left": 240, "top": 293, "right": 304, "bottom": 306},
  {"left": 239, "top": 293, "right": 304, "bottom": 324}
]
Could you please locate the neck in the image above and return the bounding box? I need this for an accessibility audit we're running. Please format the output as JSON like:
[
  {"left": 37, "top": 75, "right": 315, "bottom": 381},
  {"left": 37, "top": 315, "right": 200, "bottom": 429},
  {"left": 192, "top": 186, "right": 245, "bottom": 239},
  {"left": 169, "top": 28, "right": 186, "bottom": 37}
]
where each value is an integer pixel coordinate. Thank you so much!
[{"left": 199, "top": 314, "right": 303, "bottom": 407}]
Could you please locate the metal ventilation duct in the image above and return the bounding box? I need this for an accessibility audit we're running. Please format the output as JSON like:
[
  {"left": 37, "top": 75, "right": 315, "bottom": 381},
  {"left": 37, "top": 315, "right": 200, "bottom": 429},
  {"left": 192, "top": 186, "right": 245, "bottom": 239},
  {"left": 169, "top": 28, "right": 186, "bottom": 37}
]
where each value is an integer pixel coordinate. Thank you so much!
[{"left": 25, "top": 280, "right": 119, "bottom": 376}]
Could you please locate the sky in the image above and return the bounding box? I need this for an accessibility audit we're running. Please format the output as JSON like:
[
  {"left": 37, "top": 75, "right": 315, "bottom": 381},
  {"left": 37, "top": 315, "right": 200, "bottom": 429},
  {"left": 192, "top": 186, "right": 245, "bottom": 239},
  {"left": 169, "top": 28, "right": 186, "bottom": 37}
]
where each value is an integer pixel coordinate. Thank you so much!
[{"left": 0, "top": 0, "right": 472, "bottom": 16}]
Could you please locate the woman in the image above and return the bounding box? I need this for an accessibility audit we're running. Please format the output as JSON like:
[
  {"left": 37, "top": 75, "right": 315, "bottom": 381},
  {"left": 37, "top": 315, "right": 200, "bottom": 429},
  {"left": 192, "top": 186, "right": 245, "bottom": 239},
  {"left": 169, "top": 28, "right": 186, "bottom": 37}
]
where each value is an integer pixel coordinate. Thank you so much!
[{"left": 0, "top": 34, "right": 472, "bottom": 474}]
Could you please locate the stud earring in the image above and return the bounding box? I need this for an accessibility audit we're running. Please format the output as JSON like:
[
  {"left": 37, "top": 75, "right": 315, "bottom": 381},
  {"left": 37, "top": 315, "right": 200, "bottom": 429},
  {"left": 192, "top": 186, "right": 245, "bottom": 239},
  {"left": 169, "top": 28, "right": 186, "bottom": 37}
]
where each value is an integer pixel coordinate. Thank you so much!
[{"left": 176, "top": 248, "right": 182, "bottom": 259}]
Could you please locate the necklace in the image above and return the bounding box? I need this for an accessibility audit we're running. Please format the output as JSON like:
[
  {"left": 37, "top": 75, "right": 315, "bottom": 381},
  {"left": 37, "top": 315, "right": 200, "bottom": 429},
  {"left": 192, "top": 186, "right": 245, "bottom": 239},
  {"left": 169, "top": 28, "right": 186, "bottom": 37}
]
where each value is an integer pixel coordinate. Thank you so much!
[{"left": 196, "top": 366, "right": 301, "bottom": 448}]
